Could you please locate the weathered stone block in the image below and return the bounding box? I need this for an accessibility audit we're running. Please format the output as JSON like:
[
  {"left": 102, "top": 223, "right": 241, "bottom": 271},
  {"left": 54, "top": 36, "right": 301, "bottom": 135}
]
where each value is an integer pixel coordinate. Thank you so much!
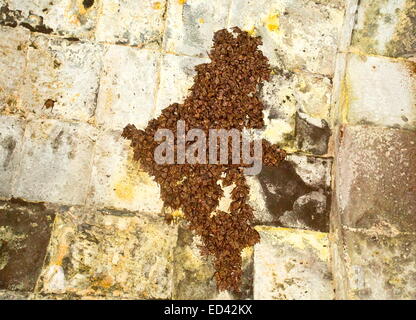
[
  {"left": 351, "top": 0, "right": 416, "bottom": 59},
  {"left": 95, "top": 46, "right": 159, "bottom": 131},
  {"left": 155, "top": 53, "right": 209, "bottom": 117},
  {"left": 260, "top": 70, "right": 332, "bottom": 149},
  {"left": 21, "top": 35, "right": 102, "bottom": 122},
  {"left": 172, "top": 225, "right": 217, "bottom": 300},
  {"left": 340, "top": 229, "right": 416, "bottom": 300},
  {"left": 335, "top": 125, "right": 416, "bottom": 233},
  {"left": 344, "top": 54, "right": 416, "bottom": 129},
  {"left": 95, "top": 0, "right": 166, "bottom": 48},
  {"left": 164, "top": 0, "right": 231, "bottom": 57},
  {"left": 87, "top": 130, "right": 164, "bottom": 213},
  {"left": 4, "top": 0, "right": 99, "bottom": 39},
  {"left": 172, "top": 225, "right": 253, "bottom": 300},
  {"left": 229, "top": 0, "right": 345, "bottom": 76},
  {"left": 295, "top": 112, "right": 331, "bottom": 155},
  {"left": 248, "top": 154, "right": 332, "bottom": 232},
  {"left": 0, "top": 116, "right": 24, "bottom": 199},
  {"left": 0, "top": 199, "right": 56, "bottom": 291},
  {"left": 13, "top": 119, "right": 97, "bottom": 205},
  {"left": 0, "top": 24, "right": 29, "bottom": 48},
  {"left": 37, "top": 208, "right": 178, "bottom": 299},
  {"left": 254, "top": 226, "right": 333, "bottom": 300},
  {"left": 0, "top": 26, "right": 29, "bottom": 115}
]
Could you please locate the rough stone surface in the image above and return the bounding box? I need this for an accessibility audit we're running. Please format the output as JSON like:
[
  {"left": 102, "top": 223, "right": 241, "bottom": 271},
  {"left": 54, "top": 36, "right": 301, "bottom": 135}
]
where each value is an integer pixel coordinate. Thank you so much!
[
  {"left": 13, "top": 119, "right": 97, "bottom": 205},
  {"left": 0, "top": 26, "right": 29, "bottom": 115},
  {"left": 155, "top": 53, "right": 209, "bottom": 117},
  {"left": 254, "top": 226, "right": 333, "bottom": 300},
  {"left": 21, "top": 35, "right": 102, "bottom": 122},
  {"left": 164, "top": 0, "right": 231, "bottom": 57},
  {"left": 0, "top": 199, "right": 56, "bottom": 291},
  {"left": 229, "top": 0, "right": 345, "bottom": 76},
  {"left": 3, "top": 0, "right": 99, "bottom": 39},
  {"left": 248, "top": 155, "right": 332, "bottom": 232},
  {"left": 172, "top": 224, "right": 253, "bottom": 300},
  {"left": 95, "top": 0, "right": 166, "bottom": 48},
  {"left": 0, "top": 116, "right": 24, "bottom": 199},
  {"left": 351, "top": 0, "right": 416, "bottom": 59},
  {"left": 260, "top": 70, "right": 332, "bottom": 150},
  {"left": 37, "top": 208, "right": 178, "bottom": 299},
  {"left": 87, "top": 130, "right": 163, "bottom": 213},
  {"left": 0, "top": 289, "right": 32, "bottom": 299},
  {"left": 335, "top": 125, "right": 416, "bottom": 233},
  {"left": 336, "top": 228, "right": 416, "bottom": 300},
  {"left": 295, "top": 112, "right": 331, "bottom": 155},
  {"left": 344, "top": 54, "right": 416, "bottom": 129},
  {"left": 1, "top": 0, "right": 413, "bottom": 301},
  {"left": 95, "top": 46, "right": 159, "bottom": 131},
  {"left": 331, "top": 125, "right": 416, "bottom": 300}
]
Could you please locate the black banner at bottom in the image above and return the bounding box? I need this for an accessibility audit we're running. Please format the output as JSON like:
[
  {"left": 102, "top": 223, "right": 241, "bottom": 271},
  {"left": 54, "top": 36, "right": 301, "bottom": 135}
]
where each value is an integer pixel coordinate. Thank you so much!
[{"left": 0, "top": 299, "right": 406, "bottom": 318}]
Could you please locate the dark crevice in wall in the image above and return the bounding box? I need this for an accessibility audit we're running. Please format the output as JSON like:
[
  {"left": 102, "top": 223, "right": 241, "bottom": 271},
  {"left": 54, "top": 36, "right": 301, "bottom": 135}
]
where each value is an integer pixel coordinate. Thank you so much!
[{"left": 0, "top": 5, "right": 53, "bottom": 34}]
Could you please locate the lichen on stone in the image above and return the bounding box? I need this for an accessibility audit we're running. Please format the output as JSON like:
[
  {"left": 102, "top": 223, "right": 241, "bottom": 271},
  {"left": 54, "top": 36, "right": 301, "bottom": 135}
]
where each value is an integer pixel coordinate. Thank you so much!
[{"left": 385, "top": 0, "right": 416, "bottom": 58}]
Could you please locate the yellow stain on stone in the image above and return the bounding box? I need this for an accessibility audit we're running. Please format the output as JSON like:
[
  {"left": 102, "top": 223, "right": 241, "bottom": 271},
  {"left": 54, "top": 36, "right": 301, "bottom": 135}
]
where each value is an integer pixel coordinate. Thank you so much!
[
  {"left": 264, "top": 13, "right": 280, "bottom": 32},
  {"left": 113, "top": 171, "right": 152, "bottom": 202},
  {"left": 65, "top": 0, "right": 95, "bottom": 27},
  {"left": 103, "top": 88, "right": 114, "bottom": 112},
  {"left": 68, "top": 14, "right": 79, "bottom": 25},
  {"left": 50, "top": 221, "right": 74, "bottom": 267},
  {"left": 113, "top": 156, "right": 155, "bottom": 202},
  {"left": 245, "top": 26, "right": 257, "bottom": 36},
  {"left": 114, "top": 180, "right": 135, "bottom": 201},
  {"left": 198, "top": 18, "right": 205, "bottom": 24},
  {"left": 92, "top": 275, "right": 114, "bottom": 289},
  {"left": 242, "top": 246, "right": 253, "bottom": 259},
  {"left": 263, "top": 118, "right": 294, "bottom": 146},
  {"left": 153, "top": 2, "right": 162, "bottom": 10},
  {"left": 178, "top": 0, "right": 187, "bottom": 4},
  {"left": 388, "top": 277, "right": 405, "bottom": 287},
  {"left": 268, "top": 118, "right": 292, "bottom": 133},
  {"left": 340, "top": 76, "right": 353, "bottom": 123},
  {"left": 77, "top": 0, "right": 87, "bottom": 15},
  {"left": 348, "top": 47, "right": 411, "bottom": 63},
  {"left": 171, "top": 209, "right": 184, "bottom": 218},
  {"left": 255, "top": 225, "right": 294, "bottom": 233},
  {"left": 282, "top": 146, "right": 298, "bottom": 154},
  {"left": 63, "top": 1, "right": 83, "bottom": 26},
  {"left": 163, "top": 207, "right": 184, "bottom": 223}
]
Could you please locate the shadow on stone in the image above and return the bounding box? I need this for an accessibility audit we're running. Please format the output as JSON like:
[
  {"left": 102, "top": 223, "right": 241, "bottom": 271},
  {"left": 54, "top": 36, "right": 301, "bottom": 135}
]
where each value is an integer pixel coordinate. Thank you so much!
[{"left": 0, "top": 198, "right": 55, "bottom": 291}]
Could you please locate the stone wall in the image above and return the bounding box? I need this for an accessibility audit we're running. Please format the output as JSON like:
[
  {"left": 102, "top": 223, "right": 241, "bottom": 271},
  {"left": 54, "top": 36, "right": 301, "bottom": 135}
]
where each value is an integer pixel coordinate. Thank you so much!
[
  {"left": 330, "top": 0, "right": 416, "bottom": 300},
  {"left": 0, "top": 0, "right": 414, "bottom": 300}
]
